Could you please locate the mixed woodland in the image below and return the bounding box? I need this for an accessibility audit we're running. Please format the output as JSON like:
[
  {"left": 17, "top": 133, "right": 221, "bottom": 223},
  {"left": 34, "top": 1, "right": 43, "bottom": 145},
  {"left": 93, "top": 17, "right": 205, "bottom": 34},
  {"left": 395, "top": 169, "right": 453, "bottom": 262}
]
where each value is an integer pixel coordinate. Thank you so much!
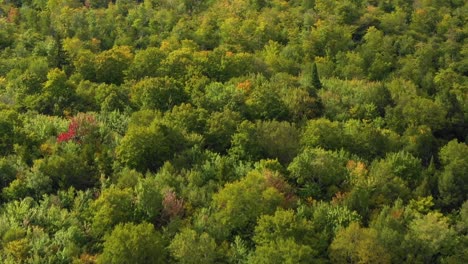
[{"left": 0, "top": 0, "right": 467, "bottom": 263}]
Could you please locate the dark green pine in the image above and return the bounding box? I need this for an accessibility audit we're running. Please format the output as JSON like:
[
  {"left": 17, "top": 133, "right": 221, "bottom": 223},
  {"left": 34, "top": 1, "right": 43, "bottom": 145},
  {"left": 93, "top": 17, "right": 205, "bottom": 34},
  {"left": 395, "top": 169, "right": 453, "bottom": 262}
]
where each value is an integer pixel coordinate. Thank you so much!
[{"left": 311, "top": 62, "right": 322, "bottom": 90}]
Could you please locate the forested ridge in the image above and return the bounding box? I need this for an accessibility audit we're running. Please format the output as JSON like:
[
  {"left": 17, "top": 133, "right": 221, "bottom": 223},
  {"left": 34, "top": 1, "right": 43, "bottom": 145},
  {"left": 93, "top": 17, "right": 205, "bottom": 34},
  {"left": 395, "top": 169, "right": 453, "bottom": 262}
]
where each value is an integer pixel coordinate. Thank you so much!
[{"left": 0, "top": 0, "right": 467, "bottom": 263}]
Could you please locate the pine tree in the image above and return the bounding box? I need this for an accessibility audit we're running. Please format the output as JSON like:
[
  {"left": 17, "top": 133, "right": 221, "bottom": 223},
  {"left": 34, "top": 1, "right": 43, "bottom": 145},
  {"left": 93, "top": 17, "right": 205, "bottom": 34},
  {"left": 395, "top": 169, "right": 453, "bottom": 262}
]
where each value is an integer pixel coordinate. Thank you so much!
[{"left": 311, "top": 62, "right": 322, "bottom": 90}]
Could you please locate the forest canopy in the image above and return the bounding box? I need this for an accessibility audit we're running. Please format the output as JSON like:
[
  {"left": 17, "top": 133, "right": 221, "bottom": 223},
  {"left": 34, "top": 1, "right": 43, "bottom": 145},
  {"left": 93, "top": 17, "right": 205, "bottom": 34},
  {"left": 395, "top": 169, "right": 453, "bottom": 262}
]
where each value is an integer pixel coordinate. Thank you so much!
[{"left": 0, "top": 0, "right": 467, "bottom": 263}]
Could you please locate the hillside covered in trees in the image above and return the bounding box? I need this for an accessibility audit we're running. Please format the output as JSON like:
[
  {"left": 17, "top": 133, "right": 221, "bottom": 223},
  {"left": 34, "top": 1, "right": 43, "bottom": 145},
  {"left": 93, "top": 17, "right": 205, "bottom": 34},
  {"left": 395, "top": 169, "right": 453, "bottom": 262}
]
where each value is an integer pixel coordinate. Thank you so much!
[{"left": 0, "top": 0, "right": 467, "bottom": 263}]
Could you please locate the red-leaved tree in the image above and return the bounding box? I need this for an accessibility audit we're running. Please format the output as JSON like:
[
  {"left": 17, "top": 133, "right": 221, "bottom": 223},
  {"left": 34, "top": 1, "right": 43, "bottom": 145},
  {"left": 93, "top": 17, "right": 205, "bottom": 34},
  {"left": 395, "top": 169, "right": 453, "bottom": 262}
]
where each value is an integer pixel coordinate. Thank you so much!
[{"left": 57, "top": 113, "right": 98, "bottom": 143}]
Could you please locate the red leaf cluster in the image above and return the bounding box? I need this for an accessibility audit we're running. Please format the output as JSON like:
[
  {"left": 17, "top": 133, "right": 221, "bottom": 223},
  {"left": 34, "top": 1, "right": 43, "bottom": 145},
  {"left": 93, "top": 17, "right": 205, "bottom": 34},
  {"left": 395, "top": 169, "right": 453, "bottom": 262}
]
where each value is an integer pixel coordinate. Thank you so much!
[
  {"left": 57, "top": 119, "right": 78, "bottom": 143},
  {"left": 57, "top": 114, "right": 97, "bottom": 143}
]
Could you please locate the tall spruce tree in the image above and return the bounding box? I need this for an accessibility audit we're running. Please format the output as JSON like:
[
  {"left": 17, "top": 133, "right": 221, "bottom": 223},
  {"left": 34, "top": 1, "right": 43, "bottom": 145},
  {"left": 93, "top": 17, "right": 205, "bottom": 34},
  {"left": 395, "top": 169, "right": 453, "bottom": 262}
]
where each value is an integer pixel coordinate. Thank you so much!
[{"left": 311, "top": 62, "right": 322, "bottom": 90}]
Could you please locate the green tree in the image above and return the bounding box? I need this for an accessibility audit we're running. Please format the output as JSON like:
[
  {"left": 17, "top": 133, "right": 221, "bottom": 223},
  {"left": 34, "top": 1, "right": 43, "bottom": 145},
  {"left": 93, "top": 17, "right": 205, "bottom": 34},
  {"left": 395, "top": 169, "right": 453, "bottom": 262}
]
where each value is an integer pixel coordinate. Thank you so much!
[
  {"left": 245, "top": 77, "right": 289, "bottom": 120},
  {"left": 97, "top": 222, "right": 167, "bottom": 264},
  {"left": 164, "top": 103, "right": 208, "bottom": 134},
  {"left": 117, "top": 120, "right": 188, "bottom": 172},
  {"left": 0, "top": 157, "right": 17, "bottom": 191},
  {"left": 169, "top": 228, "right": 218, "bottom": 264},
  {"left": 73, "top": 50, "right": 96, "bottom": 81},
  {"left": 374, "top": 151, "right": 422, "bottom": 189},
  {"left": 318, "top": 78, "right": 390, "bottom": 121},
  {"left": 125, "top": 47, "right": 166, "bottom": 80},
  {"left": 410, "top": 7, "right": 440, "bottom": 36},
  {"left": 36, "top": 68, "right": 75, "bottom": 115},
  {"left": 0, "top": 110, "right": 20, "bottom": 156},
  {"left": 288, "top": 148, "right": 350, "bottom": 199},
  {"left": 329, "top": 222, "right": 391, "bottom": 264},
  {"left": 380, "top": 7, "right": 408, "bottom": 34},
  {"left": 438, "top": 140, "right": 468, "bottom": 209},
  {"left": 281, "top": 86, "right": 322, "bottom": 122},
  {"left": 335, "top": 51, "right": 366, "bottom": 79},
  {"left": 205, "top": 108, "right": 241, "bottom": 153},
  {"left": 360, "top": 26, "right": 395, "bottom": 80},
  {"left": 219, "top": 51, "right": 267, "bottom": 81},
  {"left": 366, "top": 156, "right": 413, "bottom": 208},
  {"left": 310, "top": 62, "right": 322, "bottom": 90},
  {"left": 95, "top": 46, "right": 133, "bottom": 85},
  {"left": 369, "top": 201, "right": 408, "bottom": 263},
  {"left": 34, "top": 150, "right": 97, "bottom": 191},
  {"left": 209, "top": 169, "right": 287, "bottom": 240},
  {"left": 249, "top": 208, "right": 325, "bottom": 263},
  {"left": 134, "top": 176, "right": 163, "bottom": 222},
  {"left": 91, "top": 187, "right": 134, "bottom": 236},
  {"left": 401, "top": 125, "right": 437, "bottom": 164},
  {"left": 262, "top": 41, "right": 300, "bottom": 75},
  {"left": 192, "top": 82, "right": 245, "bottom": 113},
  {"left": 300, "top": 118, "right": 344, "bottom": 151},
  {"left": 230, "top": 120, "right": 300, "bottom": 164},
  {"left": 301, "top": 19, "right": 354, "bottom": 59},
  {"left": 94, "top": 82, "right": 130, "bottom": 112},
  {"left": 248, "top": 238, "right": 316, "bottom": 264},
  {"left": 160, "top": 47, "right": 197, "bottom": 82},
  {"left": 404, "top": 212, "right": 457, "bottom": 263},
  {"left": 402, "top": 97, "right": 447, "bottom": 131},
  {"left": 342, "top": 119, "right": 399, "bottom": 160},
  {"left": 130, "top": 77, "right": 187, "bottom": 111},
  {"left": 253, "top": 209, "right": 316, "bottom": 246}
]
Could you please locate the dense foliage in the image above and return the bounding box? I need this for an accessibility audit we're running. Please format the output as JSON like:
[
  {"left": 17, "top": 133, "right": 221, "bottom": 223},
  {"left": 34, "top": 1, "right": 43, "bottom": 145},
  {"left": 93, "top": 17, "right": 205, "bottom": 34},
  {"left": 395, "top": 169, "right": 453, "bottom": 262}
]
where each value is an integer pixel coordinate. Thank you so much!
[{"left": 0, "top": 0, "right": 467, "bottom": 263}]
